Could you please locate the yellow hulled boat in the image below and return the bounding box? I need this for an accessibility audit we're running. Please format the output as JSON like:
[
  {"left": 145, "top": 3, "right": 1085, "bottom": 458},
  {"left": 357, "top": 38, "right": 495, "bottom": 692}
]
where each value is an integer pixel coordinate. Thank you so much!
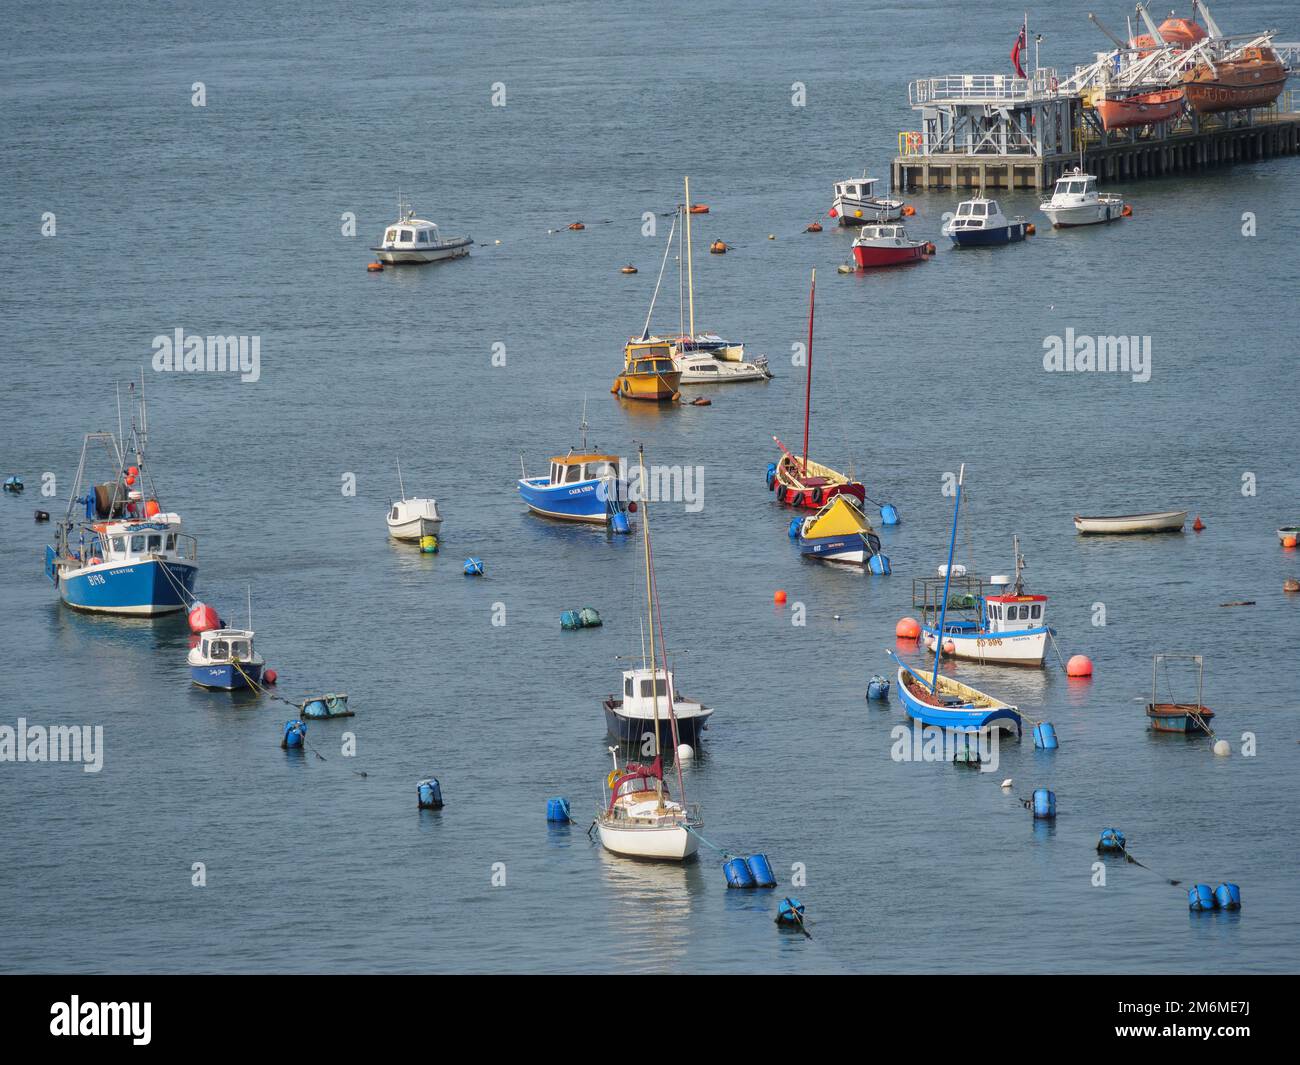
[{"left": 612, "top": 339, "right": 682, "bottom": 402}]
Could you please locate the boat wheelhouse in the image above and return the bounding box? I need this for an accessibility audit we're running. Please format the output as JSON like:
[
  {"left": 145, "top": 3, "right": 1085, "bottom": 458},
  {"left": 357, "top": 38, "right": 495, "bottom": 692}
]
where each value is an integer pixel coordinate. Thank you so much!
[
  {"left": 371, "top": 201, "right": 472, "bottom": 264},
  {"left": 603, "top": 666, "right": 713, "bottom": 748},
  {"left": 943, "top": 197, "right": 1029, "bottom": 247},
  {"left": 387, "top": 497, "right": 441, "bottom": 541},
  {"left": 831, "top": 171, "right": 904, "bottom": 225},
  {"left": 188, "top": 628, "right": 264, "bottom": 690},
  {"left": 1039, "top": 169, "right": 1126, "bottom": 228}
]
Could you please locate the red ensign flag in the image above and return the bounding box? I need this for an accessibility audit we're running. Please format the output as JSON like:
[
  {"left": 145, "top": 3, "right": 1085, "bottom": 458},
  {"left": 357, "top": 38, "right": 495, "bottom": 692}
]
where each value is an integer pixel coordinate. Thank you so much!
[{"left": 1011, "top": 22, "right": 1027, "bottom": 78}]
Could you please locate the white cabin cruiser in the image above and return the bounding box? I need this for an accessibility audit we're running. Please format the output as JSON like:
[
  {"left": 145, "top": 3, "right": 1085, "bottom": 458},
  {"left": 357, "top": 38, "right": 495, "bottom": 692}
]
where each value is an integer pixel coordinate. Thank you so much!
[
  {"left": 603, "top": 666, "right": 713, "bottom": 749},
  {"left": 372, "top": 202, "right": 472, "bottom": 263},
  {"left": 943, "top": 197, "right": 1029, "bottom": 246},
  {"left": 188, "top": 628, "right": 265, "bottom": 690},
  {"left": 672, "top": 342, "right": 771, "bottom": 384},
  {"left": 1039, "top": 169, "right": 1127, "bottom": 228},
  {"left": 386, "top": 461, "right": 442, "bottom": 541},
  {"left": 831, "top": 170, "right": 904, "bottom": 225}
]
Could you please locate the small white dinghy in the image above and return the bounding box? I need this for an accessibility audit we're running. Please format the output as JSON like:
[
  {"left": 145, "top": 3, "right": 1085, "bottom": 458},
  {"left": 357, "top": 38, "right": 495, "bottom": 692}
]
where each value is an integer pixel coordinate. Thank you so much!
[
  {"left": 1073, "top": 510, "right": 1186, "bottom": 535},
  {"left": 386, "top": 461, "right": 442, "bottom": 541}
]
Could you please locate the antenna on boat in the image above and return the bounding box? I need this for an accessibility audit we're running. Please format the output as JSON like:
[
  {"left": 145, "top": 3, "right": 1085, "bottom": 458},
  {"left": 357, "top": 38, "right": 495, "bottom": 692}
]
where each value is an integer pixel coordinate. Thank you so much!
[
  {"left": 115, "top": 383, "right": 125, "bottom": 468},
  {"left": 247, "top": 583, "right": 253, "bottom": 630},
  {"left": 578, "top": 394, "right": 589, "bottom": 451},
  {"left": 396, "top": 458, "right": 406, "bottom": 501},
  {"left": 1012, "top": 534, "right": 1025, "bottom": 596}
]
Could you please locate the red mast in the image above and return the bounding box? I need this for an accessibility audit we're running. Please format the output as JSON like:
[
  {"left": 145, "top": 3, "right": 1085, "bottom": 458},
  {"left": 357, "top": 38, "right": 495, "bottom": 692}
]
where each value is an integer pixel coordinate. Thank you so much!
[{"left": 801, "top": 269, "right": 815, "bottom": 476}]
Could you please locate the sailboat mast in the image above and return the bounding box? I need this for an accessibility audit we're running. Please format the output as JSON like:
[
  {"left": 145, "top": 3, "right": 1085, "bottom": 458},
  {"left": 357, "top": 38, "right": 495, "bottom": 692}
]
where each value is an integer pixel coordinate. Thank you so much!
[
  {"left": 930, "top": 463, "right": 966, "bottom": 688},
  {"left": 802, "top": 269, "right": 816, "bottom": 475},
  {"left": 638, "top": 447, "right": 664, "bottom": 807},
  {"left": 683, "top": 176, "right": 696, "bottom": 338}
]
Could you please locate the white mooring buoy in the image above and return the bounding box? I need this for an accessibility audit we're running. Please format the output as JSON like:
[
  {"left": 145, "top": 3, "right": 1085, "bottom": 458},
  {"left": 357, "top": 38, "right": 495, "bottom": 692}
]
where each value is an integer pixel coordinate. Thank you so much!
[
  {"left": 677, "top": 743, "right": 695, "bottom": 762},
  {"left": 1000, "top": 778, "right": 1013, "bottom": 790},
  {"left": 1213, "top": 740, "right": 1230, "bottom": 757}
]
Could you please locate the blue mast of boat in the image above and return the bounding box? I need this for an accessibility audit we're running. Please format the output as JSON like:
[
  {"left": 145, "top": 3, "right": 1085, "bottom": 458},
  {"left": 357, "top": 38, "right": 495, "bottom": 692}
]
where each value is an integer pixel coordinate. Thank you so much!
[{"left": 925, "top": 462, "right": 965, "bottom": 691}]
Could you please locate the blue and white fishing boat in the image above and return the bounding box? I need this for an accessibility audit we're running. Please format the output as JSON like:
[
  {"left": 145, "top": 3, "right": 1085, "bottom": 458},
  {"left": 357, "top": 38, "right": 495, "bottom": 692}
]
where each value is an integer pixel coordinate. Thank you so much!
[
  {"left": 917, "top": 537, "right": 1050, "bottom": 666},
  {"left": 517, "top": 406, "right": 631, "bottom": 531},
  {"left": 943, "top": 197, "right": 1029, "bottom": 246},
  {"left": 796, "top": 494, "right": 884, "bottom": 565},
  {"left": 188, "top": 629, "right": 264, "bottom": 690},
  {"left": 887, "top": 465, "right": 1022, "bottom": 736},
  {"left": 45, "top": 385, "right": 198, "bottom": 616}
]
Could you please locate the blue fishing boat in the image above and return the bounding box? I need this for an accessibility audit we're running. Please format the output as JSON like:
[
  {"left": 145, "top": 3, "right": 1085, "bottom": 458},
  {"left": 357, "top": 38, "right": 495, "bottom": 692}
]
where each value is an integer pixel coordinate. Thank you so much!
[
  {"left": 887, "top": 464, "right": 1022, "bottom": 736},
  {"left": 45, "top": 385, "right": 199, "bottom": 616},
  {"left": 517, "top": 407, "right": 631, "bottom": 530},
  {"left": 943, "top": 197, "right": 1029, "bottom": 247},
  {"left": 188, "top": 629, "right": 264, "bottom": 690}
]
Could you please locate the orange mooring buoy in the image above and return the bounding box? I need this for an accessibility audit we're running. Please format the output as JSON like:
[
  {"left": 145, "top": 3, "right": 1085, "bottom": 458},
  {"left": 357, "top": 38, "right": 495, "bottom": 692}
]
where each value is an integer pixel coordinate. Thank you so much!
[
  {"left": 1193, "top": 516, "right": 1205, "bottom": 531},
  {"left": 1122, "top": 204, "right": 1133, "bottom": 217},
  {"left": 1066, "top": 654, "right": 1094, "bottom": 678},
  {"left": 621, "top": 264, "right": 637, "bottom": 274},
  {"left": 691, "top": 397, "right": 711, "bottom": 406},
  {"left": 1026, "top": 223, "right": 1036, "bottom": 236},
  {"left": 901, "top": 205, "right": 916, "bottom": 217},
  {"left": 924, "top": 242, "right": 937, "bottom": 256},
  {"left": 805, "top": 221, "right": 823, "bottom": 233},
  {"left": 367, "top": 261, "right": 383, "bottom": 271},
  {"left": 774, "top": 589, "right": 787, "bottom": 605},
  {"left": 689, "top": 204, "right": 710, "bottom": 214},
  {"left": 568, "top": 221, "right": 585, "bottom": 231},
  {"left": 710, "top": 240, "right": 727, "bottom": 254},
  {"left": 895, "top": 617, "right": 921, "bottom": 639}
]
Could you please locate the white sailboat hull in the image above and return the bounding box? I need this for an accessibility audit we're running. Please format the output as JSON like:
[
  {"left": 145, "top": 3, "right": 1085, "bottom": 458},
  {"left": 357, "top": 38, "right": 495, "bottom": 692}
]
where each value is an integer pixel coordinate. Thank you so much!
[{"left": 597, "top": 820, "right": 699, "bottom": 860}]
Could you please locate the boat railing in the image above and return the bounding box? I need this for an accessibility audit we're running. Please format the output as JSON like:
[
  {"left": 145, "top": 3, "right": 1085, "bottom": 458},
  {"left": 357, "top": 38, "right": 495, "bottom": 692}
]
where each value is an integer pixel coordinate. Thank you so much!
[
  {"left": 912, "top": 575, "right": 984, "bottom": 622},
  {"left": 909, "top": 69, "right": 1059, "bottom": 105}
]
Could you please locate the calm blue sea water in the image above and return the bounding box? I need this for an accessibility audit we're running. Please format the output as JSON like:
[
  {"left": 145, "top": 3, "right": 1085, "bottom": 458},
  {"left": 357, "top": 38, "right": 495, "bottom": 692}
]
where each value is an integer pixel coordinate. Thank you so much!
[{"left": 1, "top": 0, "right": 1297, "bottom": 973}]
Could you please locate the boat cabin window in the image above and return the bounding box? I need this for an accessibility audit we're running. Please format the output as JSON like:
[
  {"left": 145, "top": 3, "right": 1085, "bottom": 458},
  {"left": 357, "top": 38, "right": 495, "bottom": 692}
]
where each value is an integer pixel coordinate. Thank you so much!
[
  {"left": 625, "top": 677, "right": 634, "bottom": 697},
  {"left": 165, "top": 533, "right": 176, "bottom": 550},
  {"left": 390, "top": 506, "right": 400, "bottom": 520},
  {"left": 1083, "top": 179, "right": 1096, "bottom": 195},
  {"left": 111, "top": 536, "right": 125, "bottom": 553},
  {"left": 586, "top": 461, "right": 616, "bottom": 479},
  {"left": 209, "top": 640, "right": 227, "bottom": 659},
  {"left": 147, "top": 534, "right": 162, "bottom": 552},
  {"left": 971, "top": 202, "right": 987, "bottom": 216},
  {"left": 565, "top": 464, "right": 583, "bottom": 484},
  {"left": 417, "top": 231, "right": 429, "bottom": 243},
  {"left": 1031, "top": 604, "right": 1042, "bottom": 619},
  {"left": 616, "top": 776, "right": 660, "bottom": 799},
  {"left": 400, "top": 229, "right": 414, "bottom": 241},
  {"left": 639, "top": 677, "right": 669, "bottom": 698},
  {"left": 385, "top": 229, "right": 398, "bottom": 242},
  {"left": 227, "top": 639, "right": 250, "bottom": 659},
  {"left": 130, "top": 534, "right": 145, "bottom": 553},
  {"left": 956, "top": 203, "right": 972, "bottom": 217}
]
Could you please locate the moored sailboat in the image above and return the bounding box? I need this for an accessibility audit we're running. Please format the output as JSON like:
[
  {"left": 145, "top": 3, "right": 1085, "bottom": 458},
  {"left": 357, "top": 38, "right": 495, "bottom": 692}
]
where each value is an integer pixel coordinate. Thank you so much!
[
  {"left": 595, "top": 447, "right": 703, "bottom": 861},
  {"left": 767, "top": 270, "right": 866, "bottom": 511}
]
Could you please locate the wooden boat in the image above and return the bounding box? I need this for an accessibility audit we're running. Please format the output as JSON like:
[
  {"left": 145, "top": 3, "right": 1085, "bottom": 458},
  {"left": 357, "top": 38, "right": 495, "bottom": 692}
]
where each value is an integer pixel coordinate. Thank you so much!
[
  {"left": 1073, "top": 510, "right": 1186, "bottom": 534},
  {"left": 1182, "top": 47, "right": 1286, "bottom": 115},
  {"left": 1145, "top": 654, "right": 1214, "bottom": 734},
  {"left": 595, "top": 446, "right": 703, "bottom": 862},
  {"left": 894, "top": 661, "right": 1023, "bottom": 734},
  {"left": 768, "top": 270, "right": 866, "bottom": 510},
  {"left": 888, "top": 464, "right": 1022, "bottom": 735},
  {"left": 1094, "top": 88, "right": 1186, "bottom": 130}
]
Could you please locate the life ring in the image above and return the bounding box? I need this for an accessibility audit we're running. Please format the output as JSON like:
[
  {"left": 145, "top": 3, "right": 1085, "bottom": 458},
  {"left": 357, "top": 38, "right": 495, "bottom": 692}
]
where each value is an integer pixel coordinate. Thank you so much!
[
  {"left": 607, "top": 769, "right": 619, "bottom": 788},
  {"left": 904, "top": 131, "right": 922, "bottom": 152}
]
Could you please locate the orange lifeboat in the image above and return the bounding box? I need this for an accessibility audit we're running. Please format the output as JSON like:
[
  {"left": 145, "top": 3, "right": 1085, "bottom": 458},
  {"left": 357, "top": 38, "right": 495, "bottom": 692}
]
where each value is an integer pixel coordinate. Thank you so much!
[
  {"left": 1095, "top": 88, "right": 1186, "bottom": 130},
  {"left": 1182, "top": 47, "right": 1287, "bottom": 114}
]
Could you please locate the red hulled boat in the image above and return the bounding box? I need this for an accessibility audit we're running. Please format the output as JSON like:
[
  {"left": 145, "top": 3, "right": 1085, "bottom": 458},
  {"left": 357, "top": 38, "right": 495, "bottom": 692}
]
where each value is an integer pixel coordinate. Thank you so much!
[{"left": 851, "top": 224, "right": 932, "bottom": 268}]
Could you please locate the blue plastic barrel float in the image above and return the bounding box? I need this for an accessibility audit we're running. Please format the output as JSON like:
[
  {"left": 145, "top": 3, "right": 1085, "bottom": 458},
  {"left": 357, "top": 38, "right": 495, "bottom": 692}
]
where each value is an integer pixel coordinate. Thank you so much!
[
  {"left": 879, "top": 502, "right": 900, "bottom": 525},
  {"left": 463, "top": 557, "right": 484, "bottom": 576},
  {"left": 1033, "top": 721, "right": 1059, "bottom": 749},
  {"left": 775, "top": 897, "right": 806, "bottom": 927},
  {"left": 560, "top": 610, "right": 581, "bottom": 630},
  {"left": 1032, "top": 788, "right": 1056, "bottom": 819},
  {"left": 610, "top": 511, "right": 630, "bottom": 534},
  {"left": 578, "top": 607, "right": 602, "bottom": 627},
  {"left": 868, "top": 554, "right": 891, "bottom": 575},
  {"left": 546, "top": 797, "right": 571, "bottom": 823},
  {"left": 1214, "top": 883, "right": 1242, "bottom": 910},
  {"left": 746, "top": 854, "right": 777, "bottom": 888},
  {"left": 866, "top": 675, "right": 890, "bottom": 701},
  {"left": 301, "top": 697, "right": 328, "bottom": 719},
  {"left": 281, "top": 719, "right": 306, "bottom": 749},
  {"left": 724, "top": 857, "right": 756, "bottom": 889},
  {"left": 1097, "top": 827, "right": 1127, "bottom": 853},
  {"left": 787, "top": 517, "right": 802, "bottom": 540},
  {"left": 2, "top": 476, "right": 23, "bottom": 493},
  {"left": 1188, "top": 884, "right": 1216, "bottom": 911},
  {"left": 417, "top": 778, "right": 444, "bottom": 810},
  {"left": 765, "top": 462, "right": 777, "bottom": 490}
]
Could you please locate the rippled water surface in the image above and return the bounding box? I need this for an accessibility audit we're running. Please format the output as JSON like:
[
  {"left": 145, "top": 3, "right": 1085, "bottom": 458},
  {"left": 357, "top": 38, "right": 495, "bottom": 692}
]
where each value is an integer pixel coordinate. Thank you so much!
[{"left": 1, "top": 0, "right": 1297, "bottom": 973}]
